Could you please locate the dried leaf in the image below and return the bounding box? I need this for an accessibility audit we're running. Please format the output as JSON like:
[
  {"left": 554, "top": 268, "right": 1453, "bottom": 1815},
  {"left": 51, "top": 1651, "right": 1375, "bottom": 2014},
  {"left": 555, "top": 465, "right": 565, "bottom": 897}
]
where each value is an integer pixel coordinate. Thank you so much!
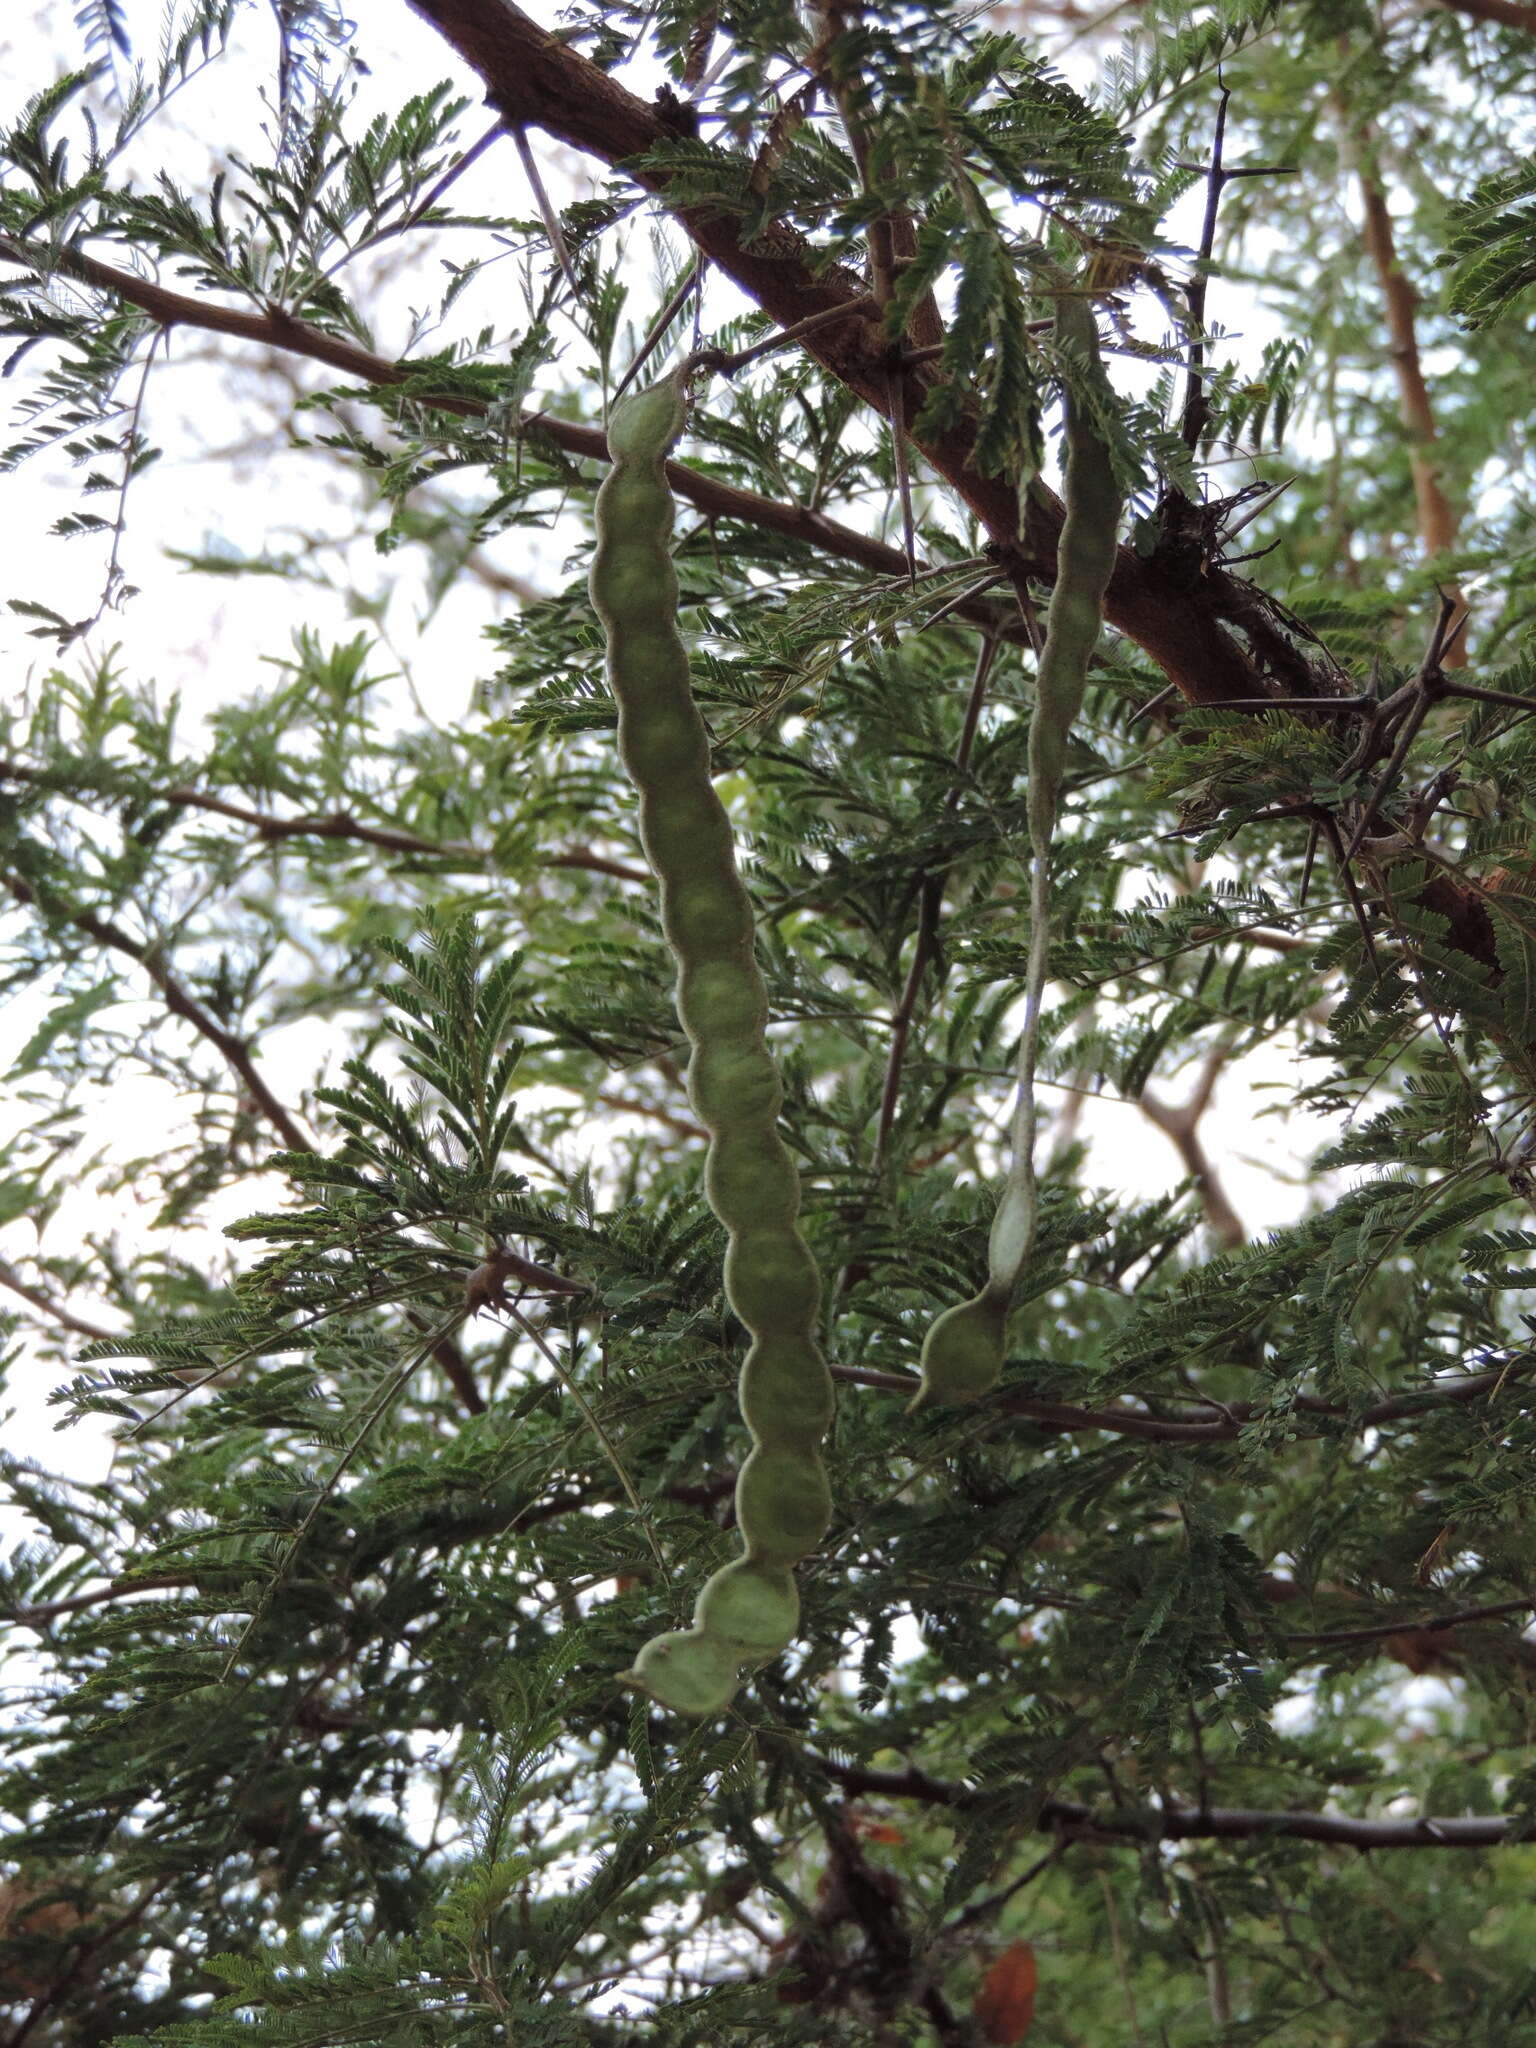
[{"left": 975, "top": 1940, "right": 1038, "bottom": 2045}]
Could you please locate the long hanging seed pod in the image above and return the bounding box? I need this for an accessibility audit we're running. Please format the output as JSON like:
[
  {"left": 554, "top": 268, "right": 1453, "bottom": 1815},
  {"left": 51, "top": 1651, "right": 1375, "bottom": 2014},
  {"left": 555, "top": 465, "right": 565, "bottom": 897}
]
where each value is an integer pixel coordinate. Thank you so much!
[
  {"left": 910, "top": 287, "right": 1124, "bottom": 1412},
  {"left": 591, "top": 371, "right": 835, "bottom": 1717}
]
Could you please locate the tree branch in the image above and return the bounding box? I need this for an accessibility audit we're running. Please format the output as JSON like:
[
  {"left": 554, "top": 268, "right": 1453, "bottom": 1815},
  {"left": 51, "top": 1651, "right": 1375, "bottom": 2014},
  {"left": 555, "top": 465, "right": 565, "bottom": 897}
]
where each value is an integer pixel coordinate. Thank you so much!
[
  {"left": 0, "top": 869, "right": 488, "bottom": 1413},
  {"left": 0, "top": 868, "right": 312, "bottom": 1155},
  {"left": 1140, "top": 1036, "right": 1247, "bottom": 1249},
  {"left": 0, "top": 231, "right": 1013, "bottom": 643},
  {"left": 829, "top": 1360, "right": 1527, "bottom": 1443},
  {"left": 816, "top": 1757, "right": 1535, "bottom": 1849},
  {"left": 0, "top": 1261, "right": 115, "bottom": 1342},
  {"left": 1338, "top": 115, "right": 1468, "bottom": 661},
  {"left": 1285, "top": 1594, "right": 1536, "bottom": 1647},
  {"left": 4, "top": 1574, "right": 201, "bottom": 1628},
  {"left": 0, "top": 764, "right": 651, "bottom": 884},
  {"left": 402, "top": 0, "right": 1328, "bottom": 706}
]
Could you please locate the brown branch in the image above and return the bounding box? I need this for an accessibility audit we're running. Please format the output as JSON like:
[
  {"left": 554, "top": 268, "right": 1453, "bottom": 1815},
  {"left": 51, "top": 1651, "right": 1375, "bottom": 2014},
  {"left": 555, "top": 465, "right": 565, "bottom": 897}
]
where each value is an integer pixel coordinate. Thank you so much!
[
  {"left": 1339, "top": 117, "right": 1468, "bottom": 662},
  {"left": 0, "top": 866, "right": 488, "bottom": 1413},
  {"left": 0, "top": 868, "right": 312, "bottom": 1155},
  {"left": 167, "top": 790, "right": 480, "bottom": 860},
  {"left": 1285, "top": 1594, "right": 1536, "bottom": 1647},
  {"left": 541, "top": 848, "right": 651, "bottom": 886},
  {"left": 816, "top": 1757, "right": 1536, "bottom": 1848},
  {"left": 0, "top": 764, "right": 651, "bottom": 884},
  {"left": 4, "top": 1574, "right": 201, "bottom": 1628},
  {"left": 594, "top": 1091, "right": 708, "bottom": 1143},
  {"left": 0, "top": 231, "right": 1012, "bottom": 644},
  {"left": 772, "top": 1792, "right": 962, "bottom": 2036},
  {"left": 0, "top": 1261, "right": 115, "bottom": 1342},
  {"left": 1140, "top": 1037, "right": 1246, "bottom": 1249},
  {"left": 829, "top": 1359, "right": 1527, "bottom": 1443},
  {"left": 401, "top": 0, "right": 1320, "bottom": 707}
]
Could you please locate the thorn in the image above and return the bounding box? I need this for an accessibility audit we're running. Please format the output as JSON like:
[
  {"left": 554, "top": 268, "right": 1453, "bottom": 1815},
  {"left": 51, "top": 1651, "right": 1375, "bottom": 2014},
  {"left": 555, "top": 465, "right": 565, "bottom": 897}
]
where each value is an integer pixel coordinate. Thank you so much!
[
  {"left": 511, "top": 124, "right": 580, "bottom": 300},
  {"left": 1129, "top": 682, "right": 1178, "bottom": 727},
  {"left": 1342, "top": 693, "right": 1431, "bottom": 862},
  {"left": 612, "top": 258, "right": 704, "bottom": 403},
  {"left": 888, "top": 371, "right": 917, "bottom": 583},
  {"left": 1321, "top": 813, "right": 1380, "bottom": 971},
  {"left": 1298, "top": 817, "right": 1320, "bottom": 907},
  {"left": 920, "top": 568, "right": 1010, "bottom": 632},
  {"left": 1220, "top": 475, "right": 1296, "bottom": 542}
]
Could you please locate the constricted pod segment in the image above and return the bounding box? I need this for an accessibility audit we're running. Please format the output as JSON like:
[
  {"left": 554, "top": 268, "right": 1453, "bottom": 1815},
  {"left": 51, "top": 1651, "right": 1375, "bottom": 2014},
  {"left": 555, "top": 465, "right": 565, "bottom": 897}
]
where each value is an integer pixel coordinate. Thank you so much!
[
  {"left": 910, "top": 287, "right": 1124, "bottom": 1413},
  {"left": 591, "top": 371, "right": 835, "bottom": 1716}
]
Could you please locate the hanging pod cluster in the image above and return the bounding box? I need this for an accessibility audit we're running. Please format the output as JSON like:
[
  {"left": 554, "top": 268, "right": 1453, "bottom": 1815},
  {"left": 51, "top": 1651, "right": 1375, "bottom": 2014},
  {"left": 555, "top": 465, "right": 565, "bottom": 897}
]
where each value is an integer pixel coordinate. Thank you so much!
[
  {"left": 910, "top": 286, "right": 1124, "bottom": 1413},
  {"left": 591, "top": 371, "right": 836, "bottom": 1717}
]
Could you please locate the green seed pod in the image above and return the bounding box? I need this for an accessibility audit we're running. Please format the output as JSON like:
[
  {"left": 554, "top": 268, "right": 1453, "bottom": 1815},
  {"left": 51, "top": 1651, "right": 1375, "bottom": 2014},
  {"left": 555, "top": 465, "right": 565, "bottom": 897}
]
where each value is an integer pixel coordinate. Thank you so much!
[
  {"left": 736, "top": 1447, "right": 832, "bottom": 1566},
  {"left": 694, "top": 1559, "right": 800, "bottom": 1665},
  {"left": 910, "top": 285, "right": 1123, "bottom": 1413},
  {"left": 679, "top": 960, "right": 766, "bottom": 1045},
  {"left": 591, "top": 368, "right": 835, "bottom": 1716},
  {"left": 725, "top": 1229, "right": 819, "bottom": 1331},
  {"left": 907, "top": 1290, "right": 1008, "bottom": 1414},
  {"left": 667, "top": 884, "right": 760, "bottom": 966},
  {"left": 618, "top": 1629, "right": 741, "bottom": 1719},
  {"left": 688, "top": 1042, "right": 782, "bottom": 1128},
  {"left": 740, "top": 1332, "right": 836, "bottom": 1450}
]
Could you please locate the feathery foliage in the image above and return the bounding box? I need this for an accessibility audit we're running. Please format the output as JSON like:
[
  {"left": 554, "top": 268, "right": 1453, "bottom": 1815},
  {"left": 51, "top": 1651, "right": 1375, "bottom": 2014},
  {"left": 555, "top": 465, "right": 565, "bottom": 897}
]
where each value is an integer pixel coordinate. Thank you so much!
[{"left": 3, "top": 0, "right": 1536, "bottom": 2042}]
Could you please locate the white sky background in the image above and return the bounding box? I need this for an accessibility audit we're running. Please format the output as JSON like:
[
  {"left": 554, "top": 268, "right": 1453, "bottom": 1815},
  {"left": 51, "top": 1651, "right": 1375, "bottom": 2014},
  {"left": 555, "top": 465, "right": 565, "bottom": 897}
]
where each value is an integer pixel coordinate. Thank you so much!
[{"left": 0, "top": 4, "right": 1339, "bottom": 1556}]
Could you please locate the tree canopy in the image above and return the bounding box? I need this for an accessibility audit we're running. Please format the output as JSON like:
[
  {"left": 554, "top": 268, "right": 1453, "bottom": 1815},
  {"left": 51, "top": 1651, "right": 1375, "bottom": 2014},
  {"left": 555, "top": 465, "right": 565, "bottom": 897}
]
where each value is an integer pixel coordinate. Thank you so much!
[{"left": 5, "top": 0, "right": 1536, "bottom": 2040}]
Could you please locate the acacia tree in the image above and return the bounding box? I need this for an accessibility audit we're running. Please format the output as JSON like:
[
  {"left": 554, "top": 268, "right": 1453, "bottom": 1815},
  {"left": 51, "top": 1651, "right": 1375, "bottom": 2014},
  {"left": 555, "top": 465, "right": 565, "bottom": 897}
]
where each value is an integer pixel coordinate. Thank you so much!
[{"left": 5, "top": 0, "right": 1536, "bottom": 2039}]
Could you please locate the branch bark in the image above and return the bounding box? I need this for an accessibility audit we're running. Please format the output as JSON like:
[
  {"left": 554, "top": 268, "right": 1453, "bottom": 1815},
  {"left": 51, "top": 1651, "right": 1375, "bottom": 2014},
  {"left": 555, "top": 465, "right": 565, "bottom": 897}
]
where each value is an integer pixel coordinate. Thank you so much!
[
  {"left": 401, "top": 0, "right": 1330, "bottom": 707},
  {"left": 1339, "top": 116, "right": 1468, "bottom": 662},
  {"left": 0, "top": 764, "right": 651, "bottom": 884},
  {"left": 816, "top": 1757, "right": 1535, "bottom": 1849},
  {"left": 0, "top": 231, "right": 1013, "bottom": 642}
]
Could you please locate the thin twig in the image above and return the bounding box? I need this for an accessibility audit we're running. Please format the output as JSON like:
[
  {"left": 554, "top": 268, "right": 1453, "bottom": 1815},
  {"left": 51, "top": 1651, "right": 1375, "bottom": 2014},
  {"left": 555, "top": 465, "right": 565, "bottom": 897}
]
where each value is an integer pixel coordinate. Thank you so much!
[
  {"left": 321, "top": 117, "right": 504, "bottom": 281},
  {"left": 0, "top": 869, "right": 312, "bottom": 1155},
  {"left": 0, "top": 766, "right": 652, "bottom": 882},
  {"left": 873, "top": 634, "right": 1001, "bottom": 1170},
  {"left": 0, "top": 1261, "right": 115, "bottom": 1341},
  {"left": 1181, "top": 84, "right": 1231, "bottom": 449},
  {"left": 612, "top": 257, "right": 704, "bottom": 403},
  {"left": 506, "top": 1305, "right": 673, "bottom": 1589},
  {"left": 688, "top": 294, "right": 879, "bottom": 377},
  {"left": 1140, "top": 1035, "right": 1246, "bottom": 1247},
  {"left": 217, "top": 1305, "right": 468, "bottom": 1682},
  {"left": 814, "top": 1756, "right": 1536, "bottom": 1849}
]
